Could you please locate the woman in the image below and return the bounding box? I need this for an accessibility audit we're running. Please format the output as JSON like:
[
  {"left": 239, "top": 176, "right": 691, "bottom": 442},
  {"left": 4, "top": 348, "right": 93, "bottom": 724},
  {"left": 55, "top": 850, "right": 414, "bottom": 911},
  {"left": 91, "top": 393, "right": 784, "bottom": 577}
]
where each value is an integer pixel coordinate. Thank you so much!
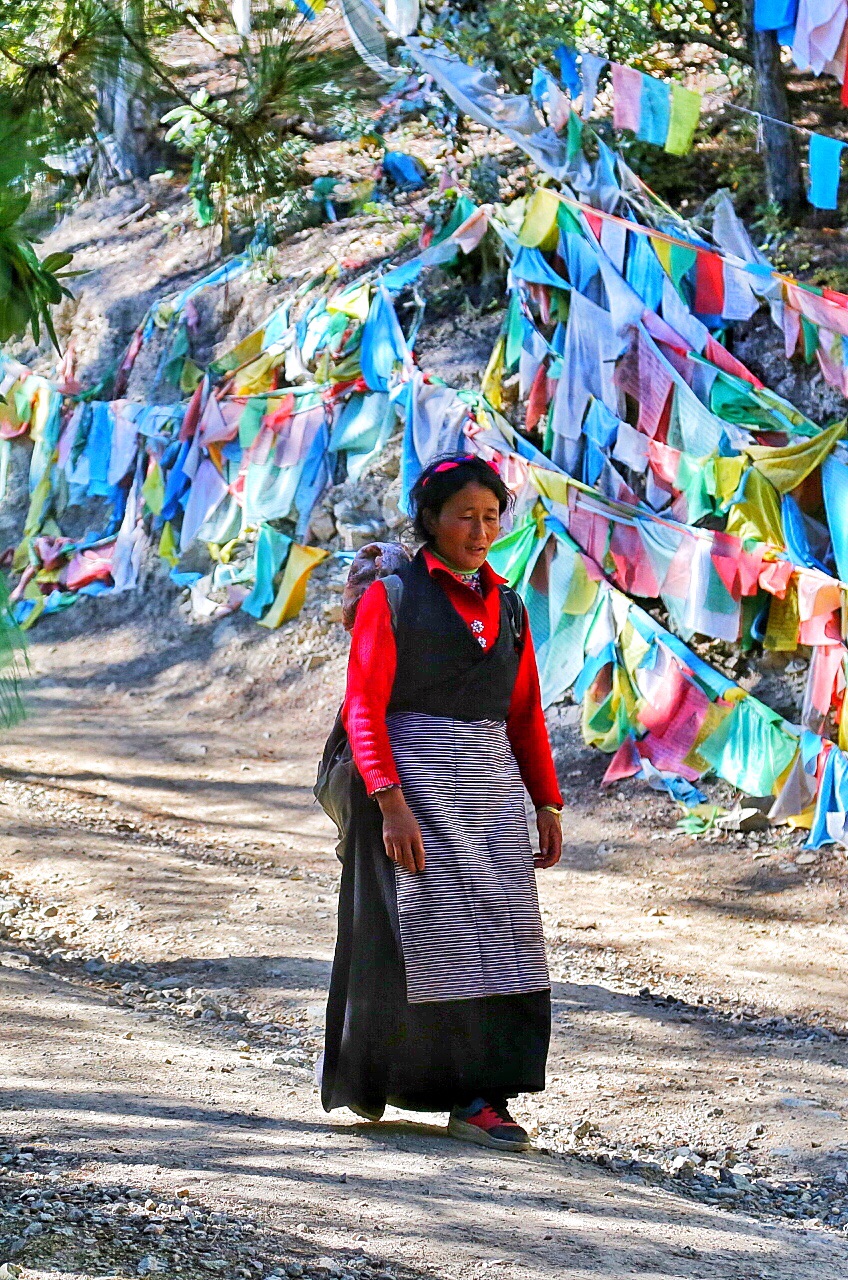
[{"left": 321, "top": 453, "right": 563, "bottom": 1152}]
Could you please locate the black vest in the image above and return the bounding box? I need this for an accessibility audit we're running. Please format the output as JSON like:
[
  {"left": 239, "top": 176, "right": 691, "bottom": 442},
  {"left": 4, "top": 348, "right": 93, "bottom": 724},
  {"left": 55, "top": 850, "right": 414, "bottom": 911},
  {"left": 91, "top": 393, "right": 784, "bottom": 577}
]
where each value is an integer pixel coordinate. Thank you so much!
[{"left": 387, "top": 550, "right": 521, "bottom": 722}]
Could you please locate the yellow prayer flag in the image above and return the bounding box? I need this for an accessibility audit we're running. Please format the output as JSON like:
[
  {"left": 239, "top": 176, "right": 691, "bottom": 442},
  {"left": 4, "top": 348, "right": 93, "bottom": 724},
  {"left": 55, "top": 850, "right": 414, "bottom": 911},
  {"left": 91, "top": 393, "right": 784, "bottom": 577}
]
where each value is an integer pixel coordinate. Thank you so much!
[
  {"left": 725, "top": 468, "right": 784, "bottom": 548},
  {"left": 517, "top": 188, "right": 561, "bottom": 252},
  {"left": 258, "top": 544, "right": 329, "bottom": 629},
  {"left": 710, "top": 456, "right": 747, "bottom": 509},
  {"left": 529, "top": 465, "right": 571, "bottom": 507},
  {"left": 327, "top": 281, "right": 371, "bottom": 322},
  {"left": 231, "top": 352, "right": 281, "bottom": 396},
  {"left": 158, "top": 521, "right": 179, "bottom": 566},
  {"left": 215, "top": 329, "right": 265, "bottom": 375},
  {"left": 744, "top": 417, "right": 846, "bottom": 494},
  {"left": 142, "top": 459, "right": 165, "bottom": 515},
  {"left": 665, "top": 84, "right": 701, "bottom": 156},
  {"left": 481, "top": 335, "right": 506, "bottom": 412},
  {"left": 764, "top": 584, "right": 800, "bottom": 651},
  {"left": 651, "top": 237, "right": 674, "bottom": 276},
  {"left": 563, "top": 554, "right": 599, "bottom": 616},
  {"left": 23, "top": 469, "right": 52, "bottom": 539}
]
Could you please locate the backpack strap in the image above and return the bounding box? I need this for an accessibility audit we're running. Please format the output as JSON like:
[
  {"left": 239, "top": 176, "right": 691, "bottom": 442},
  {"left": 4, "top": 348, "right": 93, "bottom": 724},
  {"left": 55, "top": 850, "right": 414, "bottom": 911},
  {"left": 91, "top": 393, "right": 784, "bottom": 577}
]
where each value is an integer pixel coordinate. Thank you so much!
[
  {"left": 499, "top": 585, "right": 525, "bottom": 648},
  {"left": 381, "top": 573, "right": 405, "bottom": 632}
]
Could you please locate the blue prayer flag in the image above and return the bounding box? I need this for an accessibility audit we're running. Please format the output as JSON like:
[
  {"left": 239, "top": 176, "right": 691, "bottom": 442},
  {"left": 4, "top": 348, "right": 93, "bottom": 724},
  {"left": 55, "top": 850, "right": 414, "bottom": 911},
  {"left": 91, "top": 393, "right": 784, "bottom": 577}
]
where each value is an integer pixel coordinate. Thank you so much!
[
  {"left": 555, "top": 45, "right": 583, "bottom": 98},
  {"left": 808, "top": 133, "right": 845, "bottom": 210}
]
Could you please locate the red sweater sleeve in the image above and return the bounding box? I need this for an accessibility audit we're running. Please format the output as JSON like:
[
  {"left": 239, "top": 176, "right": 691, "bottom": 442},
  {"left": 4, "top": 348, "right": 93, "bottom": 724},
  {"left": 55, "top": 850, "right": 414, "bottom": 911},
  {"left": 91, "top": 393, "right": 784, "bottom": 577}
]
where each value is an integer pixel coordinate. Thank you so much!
[
  {"left": 506, "top": 608, "right": 563, "bottom": 810},
  {"left": 342, "top": 580, "right": 400, "bottom": 795}
]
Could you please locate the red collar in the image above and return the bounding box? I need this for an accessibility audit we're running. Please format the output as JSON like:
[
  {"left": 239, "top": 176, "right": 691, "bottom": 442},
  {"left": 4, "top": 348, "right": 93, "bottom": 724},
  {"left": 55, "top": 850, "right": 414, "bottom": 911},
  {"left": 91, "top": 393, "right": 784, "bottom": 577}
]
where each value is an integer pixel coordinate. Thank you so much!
[{"left": 422, "top": 547, "right": 505, "bottom": 594}]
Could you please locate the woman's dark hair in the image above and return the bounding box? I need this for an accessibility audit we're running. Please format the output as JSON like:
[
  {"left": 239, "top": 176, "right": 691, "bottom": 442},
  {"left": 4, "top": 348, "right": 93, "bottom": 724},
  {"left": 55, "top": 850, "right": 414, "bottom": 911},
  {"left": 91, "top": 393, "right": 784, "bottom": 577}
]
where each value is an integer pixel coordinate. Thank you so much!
[{"left": 409, "top": 453, "right": 512, "bottom": 543}]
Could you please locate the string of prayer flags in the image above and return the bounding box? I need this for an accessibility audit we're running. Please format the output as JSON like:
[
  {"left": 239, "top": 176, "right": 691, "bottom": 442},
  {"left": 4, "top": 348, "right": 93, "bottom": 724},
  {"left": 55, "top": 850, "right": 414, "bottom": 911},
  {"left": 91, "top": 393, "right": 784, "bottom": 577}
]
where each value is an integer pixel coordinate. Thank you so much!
[
  {"left": 609, "top": 63, "right": 702, "bottom": 156},
  {"left": 808, "top": 132, "right": 846, "bottom": 209}
]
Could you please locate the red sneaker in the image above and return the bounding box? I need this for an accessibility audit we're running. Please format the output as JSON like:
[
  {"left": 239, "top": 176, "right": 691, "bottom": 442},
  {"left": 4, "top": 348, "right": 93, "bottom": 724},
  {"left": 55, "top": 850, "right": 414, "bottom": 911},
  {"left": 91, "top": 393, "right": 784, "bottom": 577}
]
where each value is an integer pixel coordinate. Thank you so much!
[{"left": 448, "top": 1099, "right": 530, "bottom": 1152}]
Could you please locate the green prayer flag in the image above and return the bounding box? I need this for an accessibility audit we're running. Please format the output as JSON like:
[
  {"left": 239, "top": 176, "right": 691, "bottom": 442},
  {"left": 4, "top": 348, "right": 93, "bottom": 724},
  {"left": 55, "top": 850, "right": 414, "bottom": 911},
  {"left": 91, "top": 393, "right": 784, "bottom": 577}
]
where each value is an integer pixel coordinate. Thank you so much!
[
  {"left": 665, "top": 84, "right": 701, "bottom": 156},
  {"left": 488, "top": 516, "right": 539, "bottom": 588},
  {"left": 238, "top": 398, "right": 267, "bottom": 449},
  {"left": 556, "top": 201, "right": 583, "bottom": 237},
  {"left": 801, "top": 315, "right": 819, "bottom": 364},
  {"left": 566, "top": 111, "right": 583, "bottom": 160},
  {"left": 697, "top": 696, "right": 797, "bottom": 796},
  {"left": 504, "top": 290, "right": 524, "bottom": 373}
]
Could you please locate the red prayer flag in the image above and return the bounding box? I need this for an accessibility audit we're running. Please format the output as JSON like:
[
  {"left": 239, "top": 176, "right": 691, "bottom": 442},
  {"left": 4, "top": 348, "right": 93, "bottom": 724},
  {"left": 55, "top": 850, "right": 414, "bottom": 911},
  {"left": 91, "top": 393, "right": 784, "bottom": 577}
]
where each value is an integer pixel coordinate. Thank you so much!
[
  {"left": 583, "top": 209, "right": 604, "bottom": 241},
  {"left": 704, "top": 335, "right": 764, "bottom": 388},
  {"left": 525, "top": 362, "right": 549, "bottom": 432},
  {"left": 694, "top": 250, "right": 725, "bottom": 315}
]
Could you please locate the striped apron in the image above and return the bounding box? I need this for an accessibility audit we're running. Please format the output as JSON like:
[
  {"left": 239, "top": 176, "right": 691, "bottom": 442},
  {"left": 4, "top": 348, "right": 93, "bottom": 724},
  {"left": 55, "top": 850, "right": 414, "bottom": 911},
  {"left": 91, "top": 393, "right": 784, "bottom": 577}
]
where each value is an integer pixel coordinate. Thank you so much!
[{"left": 387, "top": 711, "right": 550, "bottom": 1005}]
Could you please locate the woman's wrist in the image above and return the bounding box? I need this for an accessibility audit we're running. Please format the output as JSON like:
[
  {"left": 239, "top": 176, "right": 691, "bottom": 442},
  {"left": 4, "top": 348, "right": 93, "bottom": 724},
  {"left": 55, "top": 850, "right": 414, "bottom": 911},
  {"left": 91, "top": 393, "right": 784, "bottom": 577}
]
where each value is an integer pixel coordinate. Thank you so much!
[
  {"left": 375, "top": 784, "right": 405, "bottom": 812},
  {"left": 536, "top": 804, "right": 562, "bottom": 817}
]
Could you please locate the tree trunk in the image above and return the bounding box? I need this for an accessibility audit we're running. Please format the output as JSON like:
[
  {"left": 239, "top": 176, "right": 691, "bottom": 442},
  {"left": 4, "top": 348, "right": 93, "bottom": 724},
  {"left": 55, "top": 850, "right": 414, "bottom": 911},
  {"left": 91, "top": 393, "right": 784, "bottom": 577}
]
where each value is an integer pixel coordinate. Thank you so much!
[
  {"left": 750, "top": 27, "right": 804, "bottom": 213},
  {"left": 112, "top": 0, "right": 149, "bottom": 178},
  {"left": 232, "top": 0, "right": 251, "bottom": 35}
]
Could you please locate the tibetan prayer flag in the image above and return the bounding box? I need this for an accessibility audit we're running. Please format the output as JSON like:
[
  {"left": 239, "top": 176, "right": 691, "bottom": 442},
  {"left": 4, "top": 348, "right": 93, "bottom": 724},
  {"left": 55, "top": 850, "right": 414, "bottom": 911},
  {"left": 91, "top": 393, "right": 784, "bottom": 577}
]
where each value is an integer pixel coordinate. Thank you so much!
[
  {"left": 580, "top": 52, "right": 608, "bottom": 120},
  {"left": 808, "top": 133, "right": 846, "bottom": 210},
  {"left": 694, "top": 250, "right": 725, "bottom": 315},
  {"left": 555, "top": 44, "right": 583, "bottom": 98},
  {"left": 258, "top": 544, "right": 328, "bottom": 629},
  {"left": 665, "top": 84, "right": 701, "bottom": 156},
  {"left": 638, "top": 74, "right": 671, "bottom": 147},
  {"left": 612, "top": 63, "right": 642, "bottom": 132},
  {"left": 518, "top": 187, "right": 562, "bottom": 251},
  {"left": 566, "top": 110, "right": 583, "bottom": 160},
  {"left": 293, "top": 0, "right": 326, "bottom": 15},
  {"left": 650, "top": 236, "right": 697, "bottom": 290},
  {"left": 754, "top": 0, "right": 798, "bottom": 29}
]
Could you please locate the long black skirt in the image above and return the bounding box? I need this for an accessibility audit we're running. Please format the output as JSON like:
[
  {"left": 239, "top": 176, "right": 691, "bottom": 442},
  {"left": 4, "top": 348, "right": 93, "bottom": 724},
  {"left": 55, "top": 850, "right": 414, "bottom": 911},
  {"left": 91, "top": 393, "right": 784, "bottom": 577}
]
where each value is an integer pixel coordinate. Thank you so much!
[{"left": 321, "top": 770, "right": 550, "bottom": 1117}]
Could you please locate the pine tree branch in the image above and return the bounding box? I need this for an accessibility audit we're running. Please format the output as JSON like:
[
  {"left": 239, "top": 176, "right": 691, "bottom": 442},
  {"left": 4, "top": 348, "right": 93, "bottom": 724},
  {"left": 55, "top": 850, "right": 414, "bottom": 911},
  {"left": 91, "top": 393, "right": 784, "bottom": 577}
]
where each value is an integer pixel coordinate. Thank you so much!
[{"left": 659, "top": 28, "right": 753, "bottom": 67}]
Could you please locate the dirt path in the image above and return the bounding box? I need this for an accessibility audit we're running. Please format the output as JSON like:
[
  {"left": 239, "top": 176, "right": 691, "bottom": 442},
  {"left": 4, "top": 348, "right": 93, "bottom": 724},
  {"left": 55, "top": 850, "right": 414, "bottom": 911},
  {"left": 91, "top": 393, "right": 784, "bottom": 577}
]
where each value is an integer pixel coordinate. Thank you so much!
[{"left": 2, "top": 619, "right": 848, "bottom": 1280}]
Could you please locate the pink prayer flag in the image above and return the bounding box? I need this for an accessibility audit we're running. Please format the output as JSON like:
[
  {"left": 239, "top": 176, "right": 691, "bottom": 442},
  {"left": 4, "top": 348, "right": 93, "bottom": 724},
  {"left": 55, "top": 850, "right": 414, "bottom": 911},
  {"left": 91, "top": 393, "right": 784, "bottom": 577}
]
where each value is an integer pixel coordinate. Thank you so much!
[
  {"left": 198, "top": 396, "right": 236, "bottom": 446},
  {"left": 179, "top": 375, "right": 207, "bottom": 442},
  {"left": 63, "top": 543, "right": 116, "bottom": 591},
  {"left": 603, "top": 736, "right": 643, "bottom": 783},
  {"left": 662, "top": 531, "right": 701, "bottom": 599},
  {"left": 614, "top": 333, "right": 674, "bottom": 438},
  {"left": 738, "top": 546, "right": 766, "bottom": 596},
  {"left": 263, "top": 393, "right": 296, "bottom": 433},
  {"left": 612, "top": 63, "right": 643, "bottom": 132},
  {"left": 609, "top": 521, "right": 661, "bottom": 596},
  {"left": 648, "top": 439, "right": 681, "bottom": 486},
  {"left": 799, "top": 611, "right": 841, "bottom": 646},
  {"left": 637, "top": 732, "right": 704, "bottom": 781},
  {"left": 568, "top": 499, "right": 611, "bottom": 567},
  {"left": 802, "top": 642, "right": 845, "bottom": 729},
  {"left": 797, "top": 574, "right": 841, "bottom": 621},
  {"left": 785, "top": 283, "right": 848, "bottom": 338},
  {"left": 639, "top": 662, "right": 709, "bottom": 742},
  {"left": 759, "top": 559, "right": 794, "bottom": 599},
  {"left": 704, "top": 335, "right": 764, "bottom": 388}
]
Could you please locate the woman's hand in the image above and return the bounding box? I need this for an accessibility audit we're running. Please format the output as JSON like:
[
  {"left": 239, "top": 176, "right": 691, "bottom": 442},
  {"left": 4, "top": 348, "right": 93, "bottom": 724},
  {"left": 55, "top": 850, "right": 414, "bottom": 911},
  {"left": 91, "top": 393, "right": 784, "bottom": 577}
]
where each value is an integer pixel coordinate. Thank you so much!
[
  {"left": 377, "top": 787, "right": 426, "bottom": 874},
  {"left": 534, "top": 809, "right": 562, "bottom": 869}
]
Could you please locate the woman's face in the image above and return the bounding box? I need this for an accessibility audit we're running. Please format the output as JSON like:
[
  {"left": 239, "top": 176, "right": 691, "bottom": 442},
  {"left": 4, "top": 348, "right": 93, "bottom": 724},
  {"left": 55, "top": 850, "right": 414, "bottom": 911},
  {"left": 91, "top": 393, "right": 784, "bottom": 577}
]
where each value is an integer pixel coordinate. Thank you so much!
[{"left": 425, "top": 481, "right": 502, "bottom": 572}]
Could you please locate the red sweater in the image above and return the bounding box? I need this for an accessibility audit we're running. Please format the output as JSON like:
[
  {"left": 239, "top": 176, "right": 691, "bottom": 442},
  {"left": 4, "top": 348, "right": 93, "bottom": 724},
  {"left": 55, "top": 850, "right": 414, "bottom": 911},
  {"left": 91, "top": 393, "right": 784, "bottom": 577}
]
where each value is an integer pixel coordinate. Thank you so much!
[{"left": 342, "top": 549, "right": 563, "bottom": 809}]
